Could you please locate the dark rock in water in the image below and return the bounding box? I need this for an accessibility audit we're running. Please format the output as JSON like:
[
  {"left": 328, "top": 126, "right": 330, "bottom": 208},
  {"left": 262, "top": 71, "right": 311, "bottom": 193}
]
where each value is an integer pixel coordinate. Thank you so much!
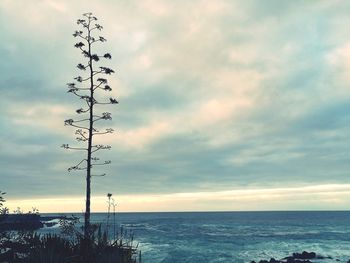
[
  {"left": 252, "top": 251, "right": 337, "bottom": 263},
  {"left": 317, "top": 255, "right": 332, "bottom": 260},
  {"left": 0, "top": 214, "right": 71, "bottom": 230},
  {"left": 253, "top": 251, "right": 320, "bottom": 263},
  {"left": 293, "top": 251, "right": 316, "bottom": 260},
  {"left": 286, "top": 258, "right": 311, "bottom": 263},
  {"left": 0, "top": 214, "right": 43, "bottom": 230}
]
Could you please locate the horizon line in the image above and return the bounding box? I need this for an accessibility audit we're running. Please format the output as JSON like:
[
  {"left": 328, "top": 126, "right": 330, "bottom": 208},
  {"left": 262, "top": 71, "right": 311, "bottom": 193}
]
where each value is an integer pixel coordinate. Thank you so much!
[
  {"left": 6, "top": 183, "right": 350, "bottom": 213},
  {"left": 35, "top": 209, "right": 350, "bottom": 214}
]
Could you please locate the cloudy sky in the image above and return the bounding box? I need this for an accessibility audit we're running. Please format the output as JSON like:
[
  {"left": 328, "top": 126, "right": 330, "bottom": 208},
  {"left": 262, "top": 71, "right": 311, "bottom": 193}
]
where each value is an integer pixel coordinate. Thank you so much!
[{"left": 1, "top": 0, "right": 350, "bottom": 212}]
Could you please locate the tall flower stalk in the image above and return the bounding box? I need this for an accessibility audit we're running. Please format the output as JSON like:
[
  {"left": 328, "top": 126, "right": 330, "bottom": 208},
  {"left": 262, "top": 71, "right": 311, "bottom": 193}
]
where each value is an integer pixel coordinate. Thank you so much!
[{"left": 62, "top": 13, "right": 117, "bottom": 238}]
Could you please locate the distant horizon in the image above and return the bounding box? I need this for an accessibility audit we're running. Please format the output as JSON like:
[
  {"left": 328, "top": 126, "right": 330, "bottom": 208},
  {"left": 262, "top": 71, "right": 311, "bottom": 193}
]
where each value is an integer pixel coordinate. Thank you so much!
[
  {"left": 40, "top": 210, "right": 350, "bottom": 214},
  {"left": 6, "top": 210, "right": 350, "bottom": 215},
  {"left": 1, "top": 1, "right": 350, "bottom": 213}
]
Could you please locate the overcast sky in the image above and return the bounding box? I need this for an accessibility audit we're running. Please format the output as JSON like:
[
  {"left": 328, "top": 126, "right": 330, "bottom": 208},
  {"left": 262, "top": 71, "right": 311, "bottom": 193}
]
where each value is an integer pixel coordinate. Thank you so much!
[{"left": 1, "top": 0, "right": 350, "bottom": 212}]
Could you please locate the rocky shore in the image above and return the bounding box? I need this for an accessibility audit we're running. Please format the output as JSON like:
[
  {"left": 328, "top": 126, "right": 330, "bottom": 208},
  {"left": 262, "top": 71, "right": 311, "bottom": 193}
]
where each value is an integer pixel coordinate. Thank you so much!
[
  {"left": 251, "top": 251, "right": 343, "bottom": 263},
  {"left": 0, "top": 214, "right": 70, "bottom": 231}
]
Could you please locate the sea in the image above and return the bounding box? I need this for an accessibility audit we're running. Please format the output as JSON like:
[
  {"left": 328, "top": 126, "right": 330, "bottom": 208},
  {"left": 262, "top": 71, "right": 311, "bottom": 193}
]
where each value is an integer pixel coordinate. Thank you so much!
[{"left": 39, "top": 211, "right": 350, "bottom": 263}]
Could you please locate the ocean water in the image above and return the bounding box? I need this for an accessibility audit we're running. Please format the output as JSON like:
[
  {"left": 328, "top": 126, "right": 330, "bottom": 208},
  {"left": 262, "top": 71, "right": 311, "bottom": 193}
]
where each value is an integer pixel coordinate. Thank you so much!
[{"left": 40, "top": 211, "right": 350, "bottom": 263}]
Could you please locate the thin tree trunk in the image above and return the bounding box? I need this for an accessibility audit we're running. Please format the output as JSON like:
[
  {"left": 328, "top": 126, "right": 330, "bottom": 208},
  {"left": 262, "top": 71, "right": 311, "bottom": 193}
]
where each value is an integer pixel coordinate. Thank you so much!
[{"left": 85, "top": 27, "right": 94, "bottom": 238}]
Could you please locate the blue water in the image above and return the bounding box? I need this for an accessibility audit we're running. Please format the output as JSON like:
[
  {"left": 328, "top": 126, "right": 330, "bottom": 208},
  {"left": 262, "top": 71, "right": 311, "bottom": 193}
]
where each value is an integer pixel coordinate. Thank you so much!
[{"left": 41, "top": 211, "right": 350, "bottom": 263}]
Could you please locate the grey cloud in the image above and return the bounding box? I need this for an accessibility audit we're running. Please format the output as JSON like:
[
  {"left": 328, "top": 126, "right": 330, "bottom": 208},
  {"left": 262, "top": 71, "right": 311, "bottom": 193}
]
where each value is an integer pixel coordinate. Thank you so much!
[{"left": 1, "top": 0, "right": 350, "bottom": 205}]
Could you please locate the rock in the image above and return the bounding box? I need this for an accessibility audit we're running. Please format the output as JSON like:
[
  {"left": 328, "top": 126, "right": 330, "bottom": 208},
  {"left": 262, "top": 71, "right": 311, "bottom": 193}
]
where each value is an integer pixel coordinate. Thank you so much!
[
  {"left": 286, "top": 259, "right": 311, "bottom": 263},
  {"left": 0, "top": 214, "right": 43, "bottom": 231},
  {"left": 292, "top": 251, "right": 316, "bottom": 260},
  {"left": 317, "top": 255, "right": 332, "bottom": 260},
  {"left": 254, "top": 251, "right": 318, "bottom": 263},
  {"left": 286, "top": 258, "right": 297, "bottom": 263}
]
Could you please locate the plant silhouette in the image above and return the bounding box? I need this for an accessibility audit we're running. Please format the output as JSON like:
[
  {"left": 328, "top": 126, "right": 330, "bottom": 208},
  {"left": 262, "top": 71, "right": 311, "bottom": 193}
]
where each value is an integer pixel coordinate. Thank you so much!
[{"left": 62, "top": 12, "right": 117, "bottom": 238}]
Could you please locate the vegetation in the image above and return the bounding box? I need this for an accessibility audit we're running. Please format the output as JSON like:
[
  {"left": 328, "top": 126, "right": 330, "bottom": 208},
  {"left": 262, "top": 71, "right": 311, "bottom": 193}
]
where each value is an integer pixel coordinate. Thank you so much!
[
  {"left": 0, "top": 193, "right": 140, "bottom": 263},
  {"left": 0, "top": 228, "right": 139, "bottom": 262},
  {"left": 62, "top": 12, "right": 118, "bottom": 238},
  {"left": 0, "top": 191, "right": 7, "bottom": 215}
]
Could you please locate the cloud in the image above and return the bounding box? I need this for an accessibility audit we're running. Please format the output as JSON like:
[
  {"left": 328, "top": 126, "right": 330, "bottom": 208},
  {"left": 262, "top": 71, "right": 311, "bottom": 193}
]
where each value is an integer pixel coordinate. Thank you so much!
[
  {"left": 327, "top": 42, "right": 350, "bottom": 90},
  {"left": 1, "top": 0, "right": 350, "bottom": 211},
  {"left": 7, "top": 103, "right": 72, "bottom": 135}
]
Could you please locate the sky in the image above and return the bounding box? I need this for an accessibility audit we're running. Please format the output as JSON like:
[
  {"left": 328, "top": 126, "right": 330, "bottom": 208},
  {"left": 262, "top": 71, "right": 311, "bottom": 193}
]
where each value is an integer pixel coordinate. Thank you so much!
[{"left": 1, "top": 0, "right": 350, "bottom": 212}]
